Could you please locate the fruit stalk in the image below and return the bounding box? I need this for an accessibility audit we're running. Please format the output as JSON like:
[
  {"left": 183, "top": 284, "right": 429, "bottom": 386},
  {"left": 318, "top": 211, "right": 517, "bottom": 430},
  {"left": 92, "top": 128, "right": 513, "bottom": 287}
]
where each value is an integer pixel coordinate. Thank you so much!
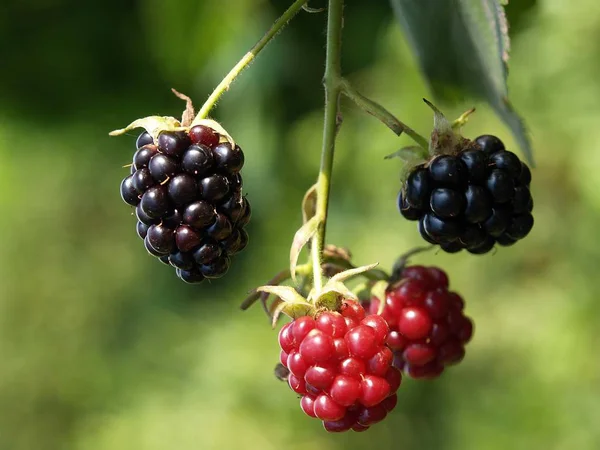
[
  {"left": 194, "top": 0, "right": 309, "bottom": 120},
  {"left": 311, "top": 0, "right": 344, "bottom": 293},
  {"left": 339, "top": 79, "right": 428, "bottom": 148}
]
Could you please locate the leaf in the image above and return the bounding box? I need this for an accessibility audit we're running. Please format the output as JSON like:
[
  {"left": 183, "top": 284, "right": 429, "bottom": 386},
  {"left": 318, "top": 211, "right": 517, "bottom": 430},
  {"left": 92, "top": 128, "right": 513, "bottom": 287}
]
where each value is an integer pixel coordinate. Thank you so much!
[
  {"left": 289, "top": 215, "right": 321, "bottom": 285},
  {"left": 390, "top": 0, "right": 534, "bottom": 165},
  {"left": 384, "top": 145, "right": 428, "bottom": 162}
]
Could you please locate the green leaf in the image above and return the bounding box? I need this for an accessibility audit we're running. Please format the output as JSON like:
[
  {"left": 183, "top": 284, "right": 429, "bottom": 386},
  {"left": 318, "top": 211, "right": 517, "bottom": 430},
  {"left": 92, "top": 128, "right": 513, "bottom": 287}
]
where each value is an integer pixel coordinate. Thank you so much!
[
  {"left": 390, "top": 0, "right": 534, "bottom": 165},
  {"left": 384, "top": 145, "right": 428, "bottom": 162},
  {"left": 289, "top": 215, "right": 321, "bottom": 285}
]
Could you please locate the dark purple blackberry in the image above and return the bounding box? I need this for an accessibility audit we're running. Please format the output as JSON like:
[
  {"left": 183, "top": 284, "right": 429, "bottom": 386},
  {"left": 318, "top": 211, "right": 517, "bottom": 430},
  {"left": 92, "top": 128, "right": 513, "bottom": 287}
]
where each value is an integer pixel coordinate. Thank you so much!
[
  {"left": 236, "top": 199, "right": 251, "bottom": 227},
  {"left": 140, "top": 186, "right": 170, "bottom": 219},
  {"left": 133, "top": 145, "right": 159, "bottom": 170},
  {"left": 459, "top": 225, "right": 487, "bottom": 250},
  {"left": 486, "top": 170, "right": 515, "bottom": 203},
  {"left": 136, "top": 204, "right": 160, "bottom": 226},
  {"left": 149, "top": 154, "right": 178, "bottom": 183},
  {"left": 200, "top": 174, "right": 229, "bottom": 202},
  {"left": 219, "top": 193, "right": 247, "bottom": 223},
  {"left": 132, "top": 168, "right": 156, "bottom": 194},
  {"left": 228, "top": 173, "right": 243, "bottom": 193},
  {"left": 136, "top": 131, "right": 154, "bottom": 149},
  {"left": 213, "top": 143, "right": 245, "bottom": 173},
  {"left": 474, "top": 135, "right": 505, "bottom": 154},
  {"left": 467, "top": 236, "right": 496, "bottom": 255},
  {"left": 168, "top": 174, "right": 197, "bottom": 206},
  {"left": 464, "top": 185, "right": 492, "bottom": 224},
  {"left": 404, "top": 166, "right": 431, "bottom": 209},
  {"left": 421, "top": 214, "right": 460, "bottom": 244},
  {"left": 200, "top": 255, "right": 230, "bottom": 279},
  {"left": 183, "top": 201, "right": 216, "bottom": 229},
  {"left": 120, "top": 175, "right": 140, "bottom": 206},
  {"left": 146, "top": 224, "right": 176, "bottom": 254},
  {"left": 144, "top": 235, "right": 169, "bottom": 256},
  {"left": 158, "top": 131, "right": 190, "bottom": 159},
  {"left": 519, "top": 163, "right": 532, "bottom": 186},
  {"left": 512, "top": 186, "right": 532, "bottom": 214},
  {"left": 398, "top": 134, "right": 534, "bottom": 254},
  {"left": 176, "top": 268, "right": 205, "bottom": 284},
  {"left": 176, "top": 225, "right": 202, "bottom": 253},
  {"left": 136, "top": 222, "right": 149, "bottom": 240},
  {"left": 440, "top": 241, "right": 464, "bottom": 253},
  {"left": 206, "top": 213, "right": 233, "bottom": 241},
  {"left": 182, "top": 144, "right": 214, "bottom": 177},
  {"left": 496, "top": 233, "right": 518, "bottom": 247},
  {"left": 505, "top": 214, "right": 534, "bottom": 240},
  {"left": 489, "top": 151, "right": 522, "bottom": 179},
  {"left": 220, "top": 229, "right": 243, "bottom": 254},
  {"left": 430, "top": 188, "right": 464, "bottom": 218},
  {"left": 460, "top": 150, "right": 488, "bottom": 185},
  {"left": 236, "top": 229, "right": 249, "bottom": 253},
  {"left": 428, "top": 156, "right": 467, "bottom": 187},
  {"left": 168, "top": 251, "right": 195, "bottom": 270},
  {"left": 163, "top": 209, "right": 183, "bottom": 229},
  {"left": 483, "top": 206, "right": 511, "bottom": 237},
  {"left": 119, "top": 125, "right": 250, "bottom": 283},
  {"left": 193, "top": 239, "right": 222, "bottom": 265},
  {"left": 398, "top": 191, "right": 422, "bottom": 221}
]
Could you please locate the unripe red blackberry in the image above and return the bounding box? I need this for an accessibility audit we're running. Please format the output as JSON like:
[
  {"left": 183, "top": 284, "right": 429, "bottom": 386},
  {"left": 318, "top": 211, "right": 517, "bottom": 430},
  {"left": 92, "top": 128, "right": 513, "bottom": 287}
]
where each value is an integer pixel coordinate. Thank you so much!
[
  {"left": 114, "top": 115, "right": 251, "bottom": 284},
  {"left": 369, "top": 265, "right": 473, "bottom": 379},
  {"left": 279, "top": 300, "right": 401, "bottom": 432},
  {"left": 398, "top": 134, "right": 533, "bottom": 254}
]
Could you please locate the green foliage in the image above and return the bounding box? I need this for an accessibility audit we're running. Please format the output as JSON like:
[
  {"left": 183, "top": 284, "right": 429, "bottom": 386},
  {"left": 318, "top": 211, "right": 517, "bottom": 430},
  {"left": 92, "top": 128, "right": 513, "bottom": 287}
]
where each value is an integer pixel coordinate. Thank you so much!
[
  {"left": 390, "top": 0, "right": 534, "bottom": 165},
  {"left": 1, "top": 0, "right": 600, "bottom": 449}
]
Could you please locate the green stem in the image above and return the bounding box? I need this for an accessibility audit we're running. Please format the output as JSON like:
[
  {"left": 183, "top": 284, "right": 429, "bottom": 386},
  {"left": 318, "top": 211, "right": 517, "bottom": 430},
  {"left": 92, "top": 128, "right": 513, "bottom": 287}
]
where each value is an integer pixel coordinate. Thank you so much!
[
  {"left": 193, "top": 0, "right": 308, "bottom": 122},
  {"left": 340, "top": 79, "right": 429, "bottom": 148},
  {"left": 310, "top": 0, "right": 344, "bottom": 294}
]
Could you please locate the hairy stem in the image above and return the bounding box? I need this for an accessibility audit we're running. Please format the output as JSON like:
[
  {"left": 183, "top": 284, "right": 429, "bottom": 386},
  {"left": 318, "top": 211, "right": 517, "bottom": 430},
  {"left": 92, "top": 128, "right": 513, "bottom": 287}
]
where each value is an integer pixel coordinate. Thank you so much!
[
  {"left": 193, "top": 0, "right": 308, "bottom": 122},
  {"left": 340, "top": 79, "right": 428, "bottom": 148},
  {"left": 310, "top": 0, "right": 344, "bottom": 294}
]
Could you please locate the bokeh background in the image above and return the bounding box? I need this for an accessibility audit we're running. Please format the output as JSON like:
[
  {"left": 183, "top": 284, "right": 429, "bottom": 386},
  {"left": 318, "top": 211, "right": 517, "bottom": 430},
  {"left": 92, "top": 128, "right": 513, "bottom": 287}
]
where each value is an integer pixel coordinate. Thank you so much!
[{"left": 1, "top": 0, "right": 599, "bottom": 449}]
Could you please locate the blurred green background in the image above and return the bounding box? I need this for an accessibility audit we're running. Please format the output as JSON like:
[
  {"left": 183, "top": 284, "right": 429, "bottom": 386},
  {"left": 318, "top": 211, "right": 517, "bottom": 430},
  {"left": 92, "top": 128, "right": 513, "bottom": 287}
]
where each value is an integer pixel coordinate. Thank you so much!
[{"left": 1, "top": 0, "right": 599, "bottom": 449}]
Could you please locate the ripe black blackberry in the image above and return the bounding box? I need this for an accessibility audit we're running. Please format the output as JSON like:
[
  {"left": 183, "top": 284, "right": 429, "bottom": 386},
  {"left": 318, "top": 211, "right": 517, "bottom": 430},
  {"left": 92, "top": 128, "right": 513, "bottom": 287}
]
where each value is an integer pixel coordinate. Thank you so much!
[
  {"left": 398, "top": 135, "right": 533, "bottom": 254},
  {"left": 117, "top": 124, "right": 250, "bottom": 283}
]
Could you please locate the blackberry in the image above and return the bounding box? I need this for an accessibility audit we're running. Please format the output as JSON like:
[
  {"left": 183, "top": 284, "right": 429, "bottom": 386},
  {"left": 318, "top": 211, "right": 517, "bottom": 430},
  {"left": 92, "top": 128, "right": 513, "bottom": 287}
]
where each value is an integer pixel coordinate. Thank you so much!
[
  {"left": 398, "top": 135, "right": 534, "bottom": 254},
  {"left": 117, "top": 125, "right": 250, "bottom": 283},
  {"left": 133, "top": 145, "right": 159, "bottom": 170}
]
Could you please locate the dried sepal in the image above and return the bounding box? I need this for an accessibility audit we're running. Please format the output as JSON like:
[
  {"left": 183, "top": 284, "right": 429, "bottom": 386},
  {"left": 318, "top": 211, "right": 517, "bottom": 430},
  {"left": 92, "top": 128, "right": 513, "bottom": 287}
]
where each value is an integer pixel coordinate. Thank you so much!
[{"left": 171, "top": 88, "right": 196, "bottom": 127}]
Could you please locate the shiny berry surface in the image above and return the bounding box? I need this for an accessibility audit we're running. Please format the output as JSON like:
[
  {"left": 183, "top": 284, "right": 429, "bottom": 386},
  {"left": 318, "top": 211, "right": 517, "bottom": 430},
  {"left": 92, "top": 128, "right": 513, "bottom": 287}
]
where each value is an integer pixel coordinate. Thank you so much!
[
  {"left": 120, "top": 175, "right": 139, "bottom": 206},
  {"left": 278, "top": 300, "right": 401, "bottom": 432},
  {"left": 398, "top": 133, "right": 533, "bottom": 253},
  {"left": 369, "top": 266, "right": 473, "bottom": 380},
  {"left": 119, "top": 125, "right": 250, "bottom": 283},
  {"left": 188, "top": 125, "right": 219, "bottom": 148}
]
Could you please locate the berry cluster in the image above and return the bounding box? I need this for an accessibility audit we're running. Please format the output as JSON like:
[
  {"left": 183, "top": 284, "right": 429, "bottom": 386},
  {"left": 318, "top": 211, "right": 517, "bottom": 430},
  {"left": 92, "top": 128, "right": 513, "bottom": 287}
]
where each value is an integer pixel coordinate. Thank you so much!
[
  {"left": 369, "top": 265, "right": 473, "bottom": 379},
  {"left": 119, "top": 125, "right": 250, "bottom": 283},
  {"left": 278, "top": 300, "right": 401, "bottom": 432},
  {"left": 398, "top": 135, "right": 534, "bottom": 254}
]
